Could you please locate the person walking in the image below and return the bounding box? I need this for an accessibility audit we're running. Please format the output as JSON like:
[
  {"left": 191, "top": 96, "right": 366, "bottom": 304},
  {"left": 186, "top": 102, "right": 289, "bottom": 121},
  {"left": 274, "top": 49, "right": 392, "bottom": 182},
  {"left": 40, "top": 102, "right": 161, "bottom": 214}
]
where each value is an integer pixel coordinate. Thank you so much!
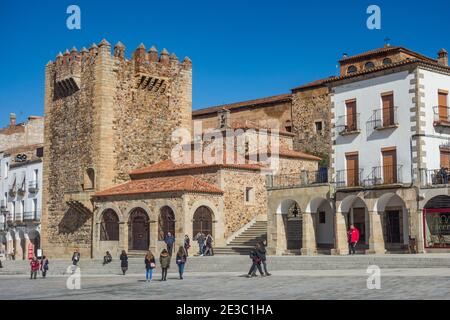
[
  {"left": 40, "top": 256, "right": 49, "bottom": 278},
  {"left": 164, "top": 232, "right": 175, "bottom": 256},
  {"left": 160, "top": 249, "right": 171, "bottom": 281},
  {"left": 247, "top": 245, "right": 265, "bottom": 278},
  {"left": 71, "top": 249, "right": 80, "bottom": 266},
  {"left": 176, "top": 246, "right": 187, "bottom": 280},
  {"left": 144, "top": 251, "right": 156, "bottom": 282},
  {"left": 204, "top": 234, "right": 214, "bottom": 256},
  {"left": 30, "top": 257, "right": 40, "bottom": 280},
  {"left": 196, "top": 232, "right": 205, "bottom": 256},
  {"left": 257, "top": 241, "right": 271, "bottom": 276},
  {"left": 347, "top": 225, "right": 360, "bottom": 255},
  {"left": 120, "top": 250, "right": 128, "bottom": 275},
  {"left": 184, "top": 235, "right": 191, "bottom": 257}
]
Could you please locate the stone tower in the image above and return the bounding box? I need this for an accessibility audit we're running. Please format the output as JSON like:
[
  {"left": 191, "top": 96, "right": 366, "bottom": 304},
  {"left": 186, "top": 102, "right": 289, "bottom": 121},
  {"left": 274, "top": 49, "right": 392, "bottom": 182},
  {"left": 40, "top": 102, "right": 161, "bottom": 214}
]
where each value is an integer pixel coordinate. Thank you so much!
[{"left": 41, "top": 40, "right": 192, "bottom": 258}]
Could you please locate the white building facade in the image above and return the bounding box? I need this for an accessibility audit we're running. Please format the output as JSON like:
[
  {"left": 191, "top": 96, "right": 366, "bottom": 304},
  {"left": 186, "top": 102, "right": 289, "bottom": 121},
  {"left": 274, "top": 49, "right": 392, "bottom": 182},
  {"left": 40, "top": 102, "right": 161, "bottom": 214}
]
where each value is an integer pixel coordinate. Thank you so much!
[{"left": 331, "top": 50, "right": 450, "bottom": 254}]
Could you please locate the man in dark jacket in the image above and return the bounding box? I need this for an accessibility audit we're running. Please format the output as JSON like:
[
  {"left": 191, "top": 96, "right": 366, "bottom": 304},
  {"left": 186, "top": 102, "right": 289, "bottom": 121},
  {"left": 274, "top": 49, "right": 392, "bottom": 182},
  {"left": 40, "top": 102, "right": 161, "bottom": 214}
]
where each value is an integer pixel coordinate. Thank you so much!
[
  {"left": 247, "top": 245, "right": 265, "bottom": 278},
  {"left": 256, "top": 241, "right": 271, "bottom": 276},
  {"left": 165, "top": 232, "right": 176, "bottom": 256}
]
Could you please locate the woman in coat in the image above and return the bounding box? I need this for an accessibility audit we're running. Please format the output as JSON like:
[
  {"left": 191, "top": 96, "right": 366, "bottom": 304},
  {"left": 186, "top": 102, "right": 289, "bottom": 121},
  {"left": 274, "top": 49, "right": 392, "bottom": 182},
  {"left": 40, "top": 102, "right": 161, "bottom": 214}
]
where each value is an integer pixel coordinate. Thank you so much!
[
  {"left": 40, "top": 256, "right": 49, "bottom": 278},
  {"left": 120, "top": 250, "right": 128, "bottom": 275},
  {"left": 160, "top": 249, "right": 171, "bottom": 281},
  {"left": 144, "top": 251, "right": 156, "bottom": 282},
  {"left": 184, "top": 235, "right": 191, "bottom": 257},
  {"left": 176, "top": 246, "right": 187, "bottom": 280}
]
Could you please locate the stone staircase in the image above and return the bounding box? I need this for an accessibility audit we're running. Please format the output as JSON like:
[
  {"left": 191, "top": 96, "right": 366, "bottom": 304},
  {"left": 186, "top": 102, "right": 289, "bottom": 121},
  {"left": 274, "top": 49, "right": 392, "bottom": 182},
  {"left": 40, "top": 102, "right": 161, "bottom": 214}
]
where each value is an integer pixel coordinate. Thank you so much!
[{"left": 214, "top": 221, "right": 267, "bottom": 255}]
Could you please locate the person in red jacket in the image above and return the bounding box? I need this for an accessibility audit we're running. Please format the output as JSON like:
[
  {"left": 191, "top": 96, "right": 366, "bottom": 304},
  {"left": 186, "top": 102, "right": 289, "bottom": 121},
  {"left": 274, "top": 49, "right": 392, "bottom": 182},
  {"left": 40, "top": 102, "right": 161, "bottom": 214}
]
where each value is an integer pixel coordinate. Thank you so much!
[
  {"left": 347, "top": 225, "right": 360, "bottom": 255},
  {"left": 30, "top": 256, "right": 40, "bottom": 280}
]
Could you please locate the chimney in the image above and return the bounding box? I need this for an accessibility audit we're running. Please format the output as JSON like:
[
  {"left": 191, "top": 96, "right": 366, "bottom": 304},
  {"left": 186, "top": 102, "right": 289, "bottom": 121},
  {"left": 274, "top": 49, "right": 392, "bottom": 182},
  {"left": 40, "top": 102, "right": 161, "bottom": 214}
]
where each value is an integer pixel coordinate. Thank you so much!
[
  {"left": 217, "top": 108, "right": 231, "bottom": 129},
  {"left": 9, "top": 113, "right": 16, "bottom": 127},
  {"left": 438, "top": 48, "right": 448, "bottom": 66}
]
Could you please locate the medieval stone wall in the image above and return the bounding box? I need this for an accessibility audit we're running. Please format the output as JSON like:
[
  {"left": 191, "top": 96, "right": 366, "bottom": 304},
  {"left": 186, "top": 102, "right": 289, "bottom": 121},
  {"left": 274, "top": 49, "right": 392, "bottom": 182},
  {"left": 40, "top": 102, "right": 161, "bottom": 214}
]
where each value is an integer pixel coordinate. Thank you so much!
[
  {"left": 291, "top": 86, "right": 331, "bottom": 166},
  {"left": 0, "top": 117, "right": 44, "bottom": 152}
]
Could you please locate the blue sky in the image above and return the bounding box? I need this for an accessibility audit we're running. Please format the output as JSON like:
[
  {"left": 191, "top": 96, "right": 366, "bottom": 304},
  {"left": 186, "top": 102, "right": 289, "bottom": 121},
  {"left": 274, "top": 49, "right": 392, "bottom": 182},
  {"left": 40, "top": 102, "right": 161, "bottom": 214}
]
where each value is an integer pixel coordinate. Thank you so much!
[{"left": 0, "top": 0, "right": 449, "bottom": 126}]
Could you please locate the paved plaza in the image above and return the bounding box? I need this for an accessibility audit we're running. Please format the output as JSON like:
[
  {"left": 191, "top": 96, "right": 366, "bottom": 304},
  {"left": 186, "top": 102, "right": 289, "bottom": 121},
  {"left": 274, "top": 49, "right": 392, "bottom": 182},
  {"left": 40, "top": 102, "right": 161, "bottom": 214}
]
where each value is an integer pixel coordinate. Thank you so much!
[{"left": 0, "top": 268, "right": 449, "bottom": 300}]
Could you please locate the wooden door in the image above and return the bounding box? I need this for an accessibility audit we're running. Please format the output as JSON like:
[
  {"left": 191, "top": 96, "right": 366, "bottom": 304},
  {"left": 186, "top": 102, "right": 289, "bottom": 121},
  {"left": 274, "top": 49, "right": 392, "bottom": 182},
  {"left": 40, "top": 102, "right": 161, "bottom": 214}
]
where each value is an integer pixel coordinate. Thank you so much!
[
  {"left": 439, "top": 91, "right": 448, "bottom": 122},
  {"left": 193, "top": 206, "right": 213, "bottom": 238},
  {"left": 346, "top": 100, "right": 357, "bottom": 131},
  {"left": 346, "top": 154, "right": 359, "bottom": 187},
  {"left": 382, "top": 94, "right": 394, "bottom": 126},
  {"left": 382, "top": 149, "right": 397, "bottom": 184},
  {"left": 129, "top": 209, "right": 149, "bottom": 251}
]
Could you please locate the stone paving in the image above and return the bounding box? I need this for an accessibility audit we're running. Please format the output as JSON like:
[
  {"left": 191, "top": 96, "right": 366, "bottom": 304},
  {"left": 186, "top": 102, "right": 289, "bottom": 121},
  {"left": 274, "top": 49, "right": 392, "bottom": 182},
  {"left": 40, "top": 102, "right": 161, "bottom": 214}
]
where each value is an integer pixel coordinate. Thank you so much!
[{"left": 0, "top": 268, "right": 449, "bottom": 300}]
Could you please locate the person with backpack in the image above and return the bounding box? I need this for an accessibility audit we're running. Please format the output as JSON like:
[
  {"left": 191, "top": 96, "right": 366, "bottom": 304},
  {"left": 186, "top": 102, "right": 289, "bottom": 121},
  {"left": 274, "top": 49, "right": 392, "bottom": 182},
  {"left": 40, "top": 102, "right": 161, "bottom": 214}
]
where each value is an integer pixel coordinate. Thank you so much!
[
  {"left": 160, "top": 249, "right": 171, "bottom": 281},
  {"left": 176, "top": 246, "right": 187, "bottom": 280},
  {"left": 40, "top": 256, "right": 49, "bottom": 278},
  {"left": 247, "top": 245, "right": 265, "bottom": 278},
  {"left": 204, "top": 234, "right": 214, "bottom": 256},
  {"left": 30, "top": 256, "right": 40, "bottom": 280},
  {"left": 144, "top": 251, "right": 156, "bottom": 282},
  {"left": 120, "top": 250, "right": 128, "bottom": 275}
]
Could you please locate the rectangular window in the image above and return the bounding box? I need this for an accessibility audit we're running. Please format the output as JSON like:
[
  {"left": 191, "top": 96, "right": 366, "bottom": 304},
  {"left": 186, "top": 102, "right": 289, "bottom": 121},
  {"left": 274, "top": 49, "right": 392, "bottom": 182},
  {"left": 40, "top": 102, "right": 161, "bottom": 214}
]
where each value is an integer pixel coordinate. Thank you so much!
[
  {"left": 381, "top": 92, "right": 395, "bottom": 127},
  {"left": 315, "top": 121, "right": 323, "bottom": 134},
  {"left": 319, "top": 212, "right": 326, "bottom": 224},
  {"left": 346, "top": 100, "right": 357, "bottom": 131},
  {"left": 345, "top": 152, "right": 359, "bottom": 187},
  {"left": 245, "top": 187, "right": 254, "bottom": 203},
  {"left": 439, "top": 90, "right": 449, "bottom": 122},
  {"left": 36, "top": 147, "right": 44, "bottom": 158}
]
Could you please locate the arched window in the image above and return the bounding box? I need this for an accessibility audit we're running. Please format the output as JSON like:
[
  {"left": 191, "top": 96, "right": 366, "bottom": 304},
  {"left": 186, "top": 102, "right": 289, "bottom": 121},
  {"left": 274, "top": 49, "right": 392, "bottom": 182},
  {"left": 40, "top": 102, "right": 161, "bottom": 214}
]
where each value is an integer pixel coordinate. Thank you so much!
[
  {"left": 100, "top": 209, "right": 119, "bottom": 241},
  {"left": 383, "top": 58, "right": 392, "bottom": 65},
  {"left": 84, "top": 168, "right": 95, "bottom": 190},
  {"left": 193, "top": 206, "right": 213, "bottom": 238},
  {"left": 159, "top": 206, "right": 175, "bottom": 241},
  {"left": 364, "top": 61, "right": 375, "bottom": 69},
  {"left": 347, "top": 65, "right": 357, "bottom": 74}
]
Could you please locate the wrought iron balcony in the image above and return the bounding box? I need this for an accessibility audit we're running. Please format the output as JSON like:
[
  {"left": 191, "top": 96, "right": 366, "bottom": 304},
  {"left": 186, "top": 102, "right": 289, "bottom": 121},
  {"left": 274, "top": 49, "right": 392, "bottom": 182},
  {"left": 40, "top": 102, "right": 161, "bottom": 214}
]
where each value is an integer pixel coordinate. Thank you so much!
[
  {"left": 421, "top": 168, "right": 450, "bottom": 187},
  {"left": 336, "top": 114, "right": 361, "bottom": 136},
  {"left": 335, "top": 169, "right": 364, "bottom": 188},
  {"left": 366, "top": 165, "right": 403, "bottom": 186},
  {"left": 433, "top": 106, "right": 450, "bottom": 126},
  {"left": 269, "top": 169, "right": 329, "bottom": 188},
  {"left": 28, "top": 181, "right": 39, "bottom": 193},
  {"left": 369, "top": 107, "right": 399, "bottom": 130},
  {"left": 23, "top": 211, "right": 41, "bottom": 222}
]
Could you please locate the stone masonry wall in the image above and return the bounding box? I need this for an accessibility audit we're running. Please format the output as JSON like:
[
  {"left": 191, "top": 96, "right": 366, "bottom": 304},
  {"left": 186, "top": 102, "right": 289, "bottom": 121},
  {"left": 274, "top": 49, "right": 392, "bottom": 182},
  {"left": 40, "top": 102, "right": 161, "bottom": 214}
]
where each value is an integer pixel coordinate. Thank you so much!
[{"left": 292, "top": 86, "right": 331, "bottom": 166}]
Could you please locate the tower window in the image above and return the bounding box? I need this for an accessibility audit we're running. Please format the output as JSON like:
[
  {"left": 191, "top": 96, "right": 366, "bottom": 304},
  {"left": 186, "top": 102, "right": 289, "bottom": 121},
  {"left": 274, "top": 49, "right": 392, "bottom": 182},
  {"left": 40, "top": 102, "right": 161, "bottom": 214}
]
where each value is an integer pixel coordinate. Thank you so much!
[
  {"left": 245, "top": 187, "right": 255, "bottom": 203},
  {"left": 315, "top": 121, "right": 323, "bottom": 134},
  {"left": 347, "top": 65, "right": 357, "bottom": 74},
  {"left": 364, "top": 61, "right": 375, "bottom": 69}
]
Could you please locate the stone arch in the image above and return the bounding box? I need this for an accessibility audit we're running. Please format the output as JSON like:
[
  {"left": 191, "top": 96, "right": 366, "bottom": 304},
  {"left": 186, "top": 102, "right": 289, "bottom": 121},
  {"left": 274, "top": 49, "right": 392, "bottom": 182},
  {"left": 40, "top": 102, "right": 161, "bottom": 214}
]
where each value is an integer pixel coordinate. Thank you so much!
[
  {"left": 96, "top": 203, "right": 123, "bottom": 223},
  {"left": 276, "top": 199, "right": 301, "bottom": 215},
  {"left": 423, "top": 195, "right": 450, "bottom": 249},
  {"left": 192, "top": 206, "right": 215, "bottom": 239},
  {"left": 158, "top": 206, "right": 176, "bottom": 241},
  {"left": 276, "top": 199, "right": 302, "bottom": 253},
  {"left": 100, "top": 209, "right": 120, "bottom": 241},
  {"left": 127, "top": 207, "right": 151, "bottom": 251},
  {"left": 123, "top": 202, "right": 155, "bottom": 223},
  {"left": 27, "top": 229, "right": 41, "bottom": 256},
  {"left": 338, "top": 195, "right": 369, "bottom": 250},
  {"left": 306, "top": 197, "right": 334, "bottom": 250}
]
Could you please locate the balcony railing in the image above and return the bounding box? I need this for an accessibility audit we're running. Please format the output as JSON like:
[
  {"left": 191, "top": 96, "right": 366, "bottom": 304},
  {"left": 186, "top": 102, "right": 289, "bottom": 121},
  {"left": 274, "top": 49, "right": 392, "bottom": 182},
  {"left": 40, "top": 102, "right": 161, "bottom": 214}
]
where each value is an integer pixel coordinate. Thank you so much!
[
  {"left": 335, "top": 169, "right": 364, "bottom": 188},
  {"left": 23, "top": 211, "right": 41, "bottom": 222},
  {"left": 269, "top": 169, "right": 329, "bottom": 188},
  {"left": 421, "top": 168, "right": 450, "bottom": 187},
  {"left": 434, "top": 106, "right": 450, "bottom": 125},
  {"left": 28, "top": 181, "right": 39, "bottom": 193},
  {"left": 366, "top": 165, "right": 403, "bottom": 186},
  {"left": 370, "top": 107, "right": 399, "bottom": 130},
  {"left": 336, "top": 113, "right": 361, "bottom": 136}
]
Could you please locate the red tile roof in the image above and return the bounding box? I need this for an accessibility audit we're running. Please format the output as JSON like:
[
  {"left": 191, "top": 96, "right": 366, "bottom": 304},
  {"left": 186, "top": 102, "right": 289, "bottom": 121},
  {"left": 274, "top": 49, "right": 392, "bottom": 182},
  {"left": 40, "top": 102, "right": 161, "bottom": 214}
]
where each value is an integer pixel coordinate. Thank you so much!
[
  {"left": 94, "top": 175, "right": 223, "bottom": 197},
  {"left": 291, "top": 78, "right": 331, "bottom": 92},
  {"left": 130, "top": 159, "right": 264, "bottom": 176},
  {"left": 339, "top": 46, "right": 436, "bottom": 64},
  {"left": 192, "top": 93, "right": 291, "bottom": 117}
]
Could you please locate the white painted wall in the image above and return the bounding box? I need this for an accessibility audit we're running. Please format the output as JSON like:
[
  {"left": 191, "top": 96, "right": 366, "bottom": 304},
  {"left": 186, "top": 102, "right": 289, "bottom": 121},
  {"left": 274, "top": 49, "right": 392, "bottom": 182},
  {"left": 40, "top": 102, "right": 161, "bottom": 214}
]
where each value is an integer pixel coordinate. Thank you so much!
[
  {"left": 420, "top": 68, "right": 450, "bottom": 171},
  {"left": 332, "top": 71, "right": 415, "bottom": 185},
  {"left": 315, "top": 202, "right": 334, "bottom": 244}
]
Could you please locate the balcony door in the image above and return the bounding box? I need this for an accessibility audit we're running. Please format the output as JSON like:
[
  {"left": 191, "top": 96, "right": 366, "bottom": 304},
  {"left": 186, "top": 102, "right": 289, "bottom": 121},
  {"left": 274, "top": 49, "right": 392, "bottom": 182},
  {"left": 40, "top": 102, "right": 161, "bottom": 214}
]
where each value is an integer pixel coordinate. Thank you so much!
[
  {"left": 382, "top": 148, "right": 397, "bottom": 184},
  {"left": 346, "top": 100, "right": 357, "bottom": 131},
  {"left": 382, "top": 93, "right": 394, "bottom": 126},
  {"left": 440, "top": 149, "right": 450, "bottom": 169},
  {"left": 346, "top": 153, "right": 359, "bottom": 187},
  {"left": 439, "top": 90, "right": 448, "bottom": 122}
]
